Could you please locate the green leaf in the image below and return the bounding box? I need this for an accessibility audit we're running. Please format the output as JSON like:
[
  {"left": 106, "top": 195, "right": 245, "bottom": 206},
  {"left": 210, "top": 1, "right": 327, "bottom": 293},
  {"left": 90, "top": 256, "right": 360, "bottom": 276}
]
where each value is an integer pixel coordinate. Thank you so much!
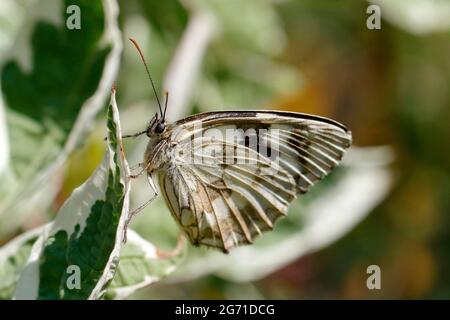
[
  {"left": 0, "top": 0, "right": 122, "bottom": 237},
  {"left": 14, "top": 91, "right": 131, "bottom": 300}
]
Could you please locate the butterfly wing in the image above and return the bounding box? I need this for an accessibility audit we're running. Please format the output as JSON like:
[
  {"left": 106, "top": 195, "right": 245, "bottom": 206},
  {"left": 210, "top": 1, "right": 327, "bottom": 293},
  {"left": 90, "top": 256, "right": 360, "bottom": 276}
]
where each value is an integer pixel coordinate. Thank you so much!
[{"left": 156, "top": 111, "right": 352, "bottom": 252}]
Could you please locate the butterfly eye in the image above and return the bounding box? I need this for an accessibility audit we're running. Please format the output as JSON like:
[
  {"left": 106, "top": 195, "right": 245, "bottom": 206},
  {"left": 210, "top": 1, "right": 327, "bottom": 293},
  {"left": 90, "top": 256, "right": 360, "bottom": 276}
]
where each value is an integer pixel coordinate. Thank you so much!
[{"left": 154, "top": 122, "right": 166, "bottom": 134}]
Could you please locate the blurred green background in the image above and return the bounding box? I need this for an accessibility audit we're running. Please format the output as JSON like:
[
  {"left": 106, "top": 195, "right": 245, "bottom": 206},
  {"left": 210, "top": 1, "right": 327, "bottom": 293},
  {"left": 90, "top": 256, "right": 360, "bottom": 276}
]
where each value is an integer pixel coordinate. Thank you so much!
[{"left": 4, "top": 0, "right": 450, "bottom": 299}]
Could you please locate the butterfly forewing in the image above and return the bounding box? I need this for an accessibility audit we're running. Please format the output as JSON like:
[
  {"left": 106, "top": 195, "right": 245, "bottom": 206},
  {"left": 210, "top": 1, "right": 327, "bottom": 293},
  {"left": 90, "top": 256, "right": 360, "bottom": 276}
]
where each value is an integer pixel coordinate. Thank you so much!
[{"left": 151, "top": 111, "right": 352, "bottom": 252}]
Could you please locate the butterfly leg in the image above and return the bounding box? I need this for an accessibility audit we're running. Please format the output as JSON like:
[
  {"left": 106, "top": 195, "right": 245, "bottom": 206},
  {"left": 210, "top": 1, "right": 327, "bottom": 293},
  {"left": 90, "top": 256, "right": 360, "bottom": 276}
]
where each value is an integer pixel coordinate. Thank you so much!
[
  {"left": 103, "top": 130, "right": 147, "bottom": 141},
  {"left": 122, "top": 130, "right": 147, "bottom": 139},
  {"left": 128, "top": 161, "right": 152, "bottom": 179},
  {"left": 129, "top": 162, "right": 143, "bottom": 172},
  {"left": 123, "top": 174, "right": 158, "bottom": 242}
]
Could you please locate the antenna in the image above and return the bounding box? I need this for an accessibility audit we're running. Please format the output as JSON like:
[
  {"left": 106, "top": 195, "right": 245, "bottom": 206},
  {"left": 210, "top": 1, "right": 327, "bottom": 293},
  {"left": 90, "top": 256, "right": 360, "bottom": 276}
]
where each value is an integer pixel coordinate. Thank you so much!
[
  {"left": 163, "top": 91, "right": 169, "bottom": 121},
  {"left": 128, "top": 37, "right": 163, "bottom": 117}
]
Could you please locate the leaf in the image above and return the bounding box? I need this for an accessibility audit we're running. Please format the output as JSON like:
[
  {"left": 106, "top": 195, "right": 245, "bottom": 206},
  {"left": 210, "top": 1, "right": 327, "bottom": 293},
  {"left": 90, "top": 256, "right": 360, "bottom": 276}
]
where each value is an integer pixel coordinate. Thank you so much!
[
  {"left": 0, "top": 0, "right": 122, "bottom": 237},
  {"left": 0, "top": 225, "right": 45, "bottom": 300},
  {"left": 0, "top": 92, "right": 8, "bottom": 176},
  {"left": 106, "top": 230, "right": 185, "bottom": 300},
  {"left": 169, "top": 147, "right": 394, "bottom": 283},
  {"left": 0, "top": 227, "right": 184, "bottom": 300},
  {"left": 14, "top": 90, "right": 131, "bottom": 300}
]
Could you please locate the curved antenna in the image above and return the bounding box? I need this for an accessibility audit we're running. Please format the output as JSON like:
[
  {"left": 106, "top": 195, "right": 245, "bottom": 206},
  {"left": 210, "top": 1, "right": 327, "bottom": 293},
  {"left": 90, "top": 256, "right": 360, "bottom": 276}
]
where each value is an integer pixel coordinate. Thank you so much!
[
  {"left": 163, "top": 91, "right": 169, "bottom": 121},
  {"left": 128, "top": 37, "right": 163, "bottom": 117}
]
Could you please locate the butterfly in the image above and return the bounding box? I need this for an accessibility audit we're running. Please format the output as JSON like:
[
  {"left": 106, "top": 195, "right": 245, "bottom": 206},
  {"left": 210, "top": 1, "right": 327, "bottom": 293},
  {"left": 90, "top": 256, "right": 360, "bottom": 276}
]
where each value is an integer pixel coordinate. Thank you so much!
[{"left": 125, "top": 38, "right": 352, "bottom": 253}]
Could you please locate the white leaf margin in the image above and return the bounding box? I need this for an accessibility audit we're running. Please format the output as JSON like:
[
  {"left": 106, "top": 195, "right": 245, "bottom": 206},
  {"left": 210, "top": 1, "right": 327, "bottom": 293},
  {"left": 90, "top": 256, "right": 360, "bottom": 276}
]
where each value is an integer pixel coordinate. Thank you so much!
[
  {"left": 0, "top": 226, "right": 46, "bottom": 265},
  {"left": 14, "top": 90, "right": 131, "bottom": 300},
  {"left": 89, "top": 89, "right": 132, "bottom": 300}
]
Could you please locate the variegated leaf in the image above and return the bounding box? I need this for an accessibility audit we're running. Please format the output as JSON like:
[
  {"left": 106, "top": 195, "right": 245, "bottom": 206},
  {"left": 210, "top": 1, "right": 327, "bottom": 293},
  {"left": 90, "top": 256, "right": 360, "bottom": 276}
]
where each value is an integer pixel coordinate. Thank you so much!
[
  {"left": 14, "top": 90, "right": 130, "bottom": 300},
  {"left": 0, "top": 0, "right": 122, "bottom": 238}
]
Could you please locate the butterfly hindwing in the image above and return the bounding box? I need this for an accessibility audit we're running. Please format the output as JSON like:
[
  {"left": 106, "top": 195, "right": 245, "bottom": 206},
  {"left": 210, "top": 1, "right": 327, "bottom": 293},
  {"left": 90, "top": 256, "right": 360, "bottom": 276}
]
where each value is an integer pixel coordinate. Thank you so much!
[{"left": 154, "top": 111, "right": 352, "bottom": 252}]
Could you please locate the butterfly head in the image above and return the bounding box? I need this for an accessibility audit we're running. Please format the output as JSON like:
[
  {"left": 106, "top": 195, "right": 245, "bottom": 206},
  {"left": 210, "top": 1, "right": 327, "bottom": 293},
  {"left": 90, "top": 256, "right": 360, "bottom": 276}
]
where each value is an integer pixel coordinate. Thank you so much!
[
  {"left": 154, "top": 121, "right": 166, "bottom": 134},
  {"left": 146, "top": 112, "right": 167, "bottom": 137}
]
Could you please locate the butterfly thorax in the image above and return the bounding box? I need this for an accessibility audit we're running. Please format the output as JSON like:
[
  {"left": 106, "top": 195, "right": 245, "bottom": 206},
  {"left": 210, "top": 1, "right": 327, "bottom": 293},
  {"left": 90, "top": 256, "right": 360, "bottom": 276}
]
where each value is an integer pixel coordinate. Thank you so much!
[
  {"left": 143, "top": 129, "right": 188, "bottom": 174},
  {"left": 143, "top": 134, "right": 170, "bottom": 173}
]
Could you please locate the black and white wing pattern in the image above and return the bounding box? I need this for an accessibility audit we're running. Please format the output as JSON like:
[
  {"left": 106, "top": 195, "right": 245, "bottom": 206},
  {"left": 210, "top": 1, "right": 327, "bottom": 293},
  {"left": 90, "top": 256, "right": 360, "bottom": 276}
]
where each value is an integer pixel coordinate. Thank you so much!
[{"left": 154, "top": 111, "right": 352, "bottom": 252}]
